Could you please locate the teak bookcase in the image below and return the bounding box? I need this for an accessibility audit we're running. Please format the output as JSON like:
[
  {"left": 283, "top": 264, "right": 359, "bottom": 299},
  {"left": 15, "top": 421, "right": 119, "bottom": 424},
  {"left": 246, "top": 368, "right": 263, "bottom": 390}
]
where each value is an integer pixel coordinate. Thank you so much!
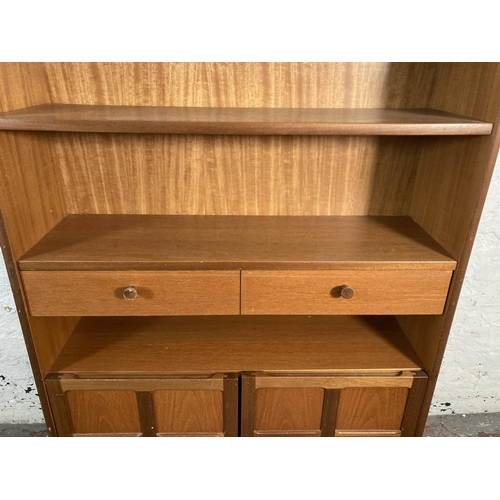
[{"left": 0, "top": 63, "right": 499, "bottom": 437}]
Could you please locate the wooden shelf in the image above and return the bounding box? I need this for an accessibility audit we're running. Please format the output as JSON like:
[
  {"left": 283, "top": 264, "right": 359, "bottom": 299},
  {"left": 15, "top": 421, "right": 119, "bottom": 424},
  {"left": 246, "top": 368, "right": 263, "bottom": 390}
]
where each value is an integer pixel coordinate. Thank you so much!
[
  {"left": 48, "top": 315, "right": 423, "bottom": 375},
  {"left": 0, "top": 104, "right": 493, "bottom": 135},
  {"left": 18, "top": 214, "right": 457, "bottom": 271}
]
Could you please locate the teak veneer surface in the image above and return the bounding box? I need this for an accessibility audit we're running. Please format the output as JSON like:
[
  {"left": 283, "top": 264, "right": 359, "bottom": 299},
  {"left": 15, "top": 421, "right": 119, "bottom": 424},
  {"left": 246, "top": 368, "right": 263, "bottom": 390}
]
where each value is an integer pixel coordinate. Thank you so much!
[
  {"left": 0, "top": 105, "right": 492, "bottom": 135},
  {"left": 19, "top": 215, "right": 457, "bottom": 271},
  {"left": 49, "top": 316, "right": 423, "bottom": 375}
]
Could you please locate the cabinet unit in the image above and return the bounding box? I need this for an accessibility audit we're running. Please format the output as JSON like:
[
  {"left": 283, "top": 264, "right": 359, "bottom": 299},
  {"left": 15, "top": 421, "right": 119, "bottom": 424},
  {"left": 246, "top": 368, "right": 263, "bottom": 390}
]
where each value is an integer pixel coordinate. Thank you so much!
[{"left": 0, "top": 63, "right": 499, "bottom": 436}]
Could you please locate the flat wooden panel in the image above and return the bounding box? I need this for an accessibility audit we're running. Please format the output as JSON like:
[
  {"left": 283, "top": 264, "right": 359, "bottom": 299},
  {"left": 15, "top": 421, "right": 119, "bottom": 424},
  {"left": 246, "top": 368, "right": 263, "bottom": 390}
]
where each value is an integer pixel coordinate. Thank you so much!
[
  {"left": 65, "top": 390, "right": 141, "bottom": 435},
  {"left": 254, "top": 387, "right": 324, "bottom": 432},
  {"left": 26, "top": 63, "right": 439, "bottom": 109},
  {"left": 58, "top": 376, "right": 224, "bottom": 392},
  {"left": 22, "top": 270, "right": 240, "bottom": 316},
  {"left": 0, "top": 105, "right": 491, "bottom": 135},
  {"left": 402, "top": 64, "right": 500, "bottom": 433},
  {"left": 336, "top": 387, "right": 409, "bottom": 431},
  {"left": 242, "top": 270, "right": 452, "bottom": 315},
  {"left": 19, "top": 215, "right": 456, "bottom": 271},
  {"left": 153, "top": 390, "right": 224, "bottom": 435},
  {"left": 255, "top": 374, "right": 414, "bottom": 390},
  {"left": 49, "top": 316, "right": 423, "bottom": 375},
  {"left": 52, "top": 135, "right": 423, "bottom": 217}
]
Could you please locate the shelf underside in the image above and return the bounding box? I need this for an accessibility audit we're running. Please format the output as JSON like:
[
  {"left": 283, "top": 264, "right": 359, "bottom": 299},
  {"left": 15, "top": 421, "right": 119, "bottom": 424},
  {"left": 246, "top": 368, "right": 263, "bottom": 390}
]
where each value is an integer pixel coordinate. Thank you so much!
[
  {"left": 0, "top": 105, "right": 493, "bottom": 135},
  {"left": 19, "top": 215, "right": 457, "bottom": 271},
  {"left": 49, "top": 315, "right": 423, "bottom": 375}
]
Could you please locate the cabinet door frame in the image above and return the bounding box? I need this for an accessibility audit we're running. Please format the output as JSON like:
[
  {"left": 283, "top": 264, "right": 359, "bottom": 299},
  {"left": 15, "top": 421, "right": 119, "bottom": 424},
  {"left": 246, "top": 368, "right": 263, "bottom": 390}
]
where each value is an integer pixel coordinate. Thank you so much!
[
  {"left": 241, "top": 371, "right": 427, "bottom": 437},
  {"left": 45, "top": 373, "right": 239, "bottom": 437}
]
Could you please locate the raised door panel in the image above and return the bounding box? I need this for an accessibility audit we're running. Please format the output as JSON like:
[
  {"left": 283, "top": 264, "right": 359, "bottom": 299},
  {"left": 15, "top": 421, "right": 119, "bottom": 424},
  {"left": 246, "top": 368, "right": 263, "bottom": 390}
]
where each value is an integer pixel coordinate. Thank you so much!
[
  {"left": 254, "top": 387, "right": 325, "bottom": 436},
  {"left": 153, "top": 390, "right": 224, "bottom": 436},
  {"left": 65, "top": 390, "right": 142, "bottom": 436},
  {"left": 335, "top": 387, "right": 409, "bottom": 437}
]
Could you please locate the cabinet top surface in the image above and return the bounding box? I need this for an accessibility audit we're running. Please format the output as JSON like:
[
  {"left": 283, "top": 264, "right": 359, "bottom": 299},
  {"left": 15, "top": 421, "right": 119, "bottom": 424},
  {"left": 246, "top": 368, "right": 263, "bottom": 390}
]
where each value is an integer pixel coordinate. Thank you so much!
[
  {"left": 0, "top": 104, "right": 492, "bottom": 135},
  {"left": 18, "top": 214, "right": 457, "bottom": 271}
]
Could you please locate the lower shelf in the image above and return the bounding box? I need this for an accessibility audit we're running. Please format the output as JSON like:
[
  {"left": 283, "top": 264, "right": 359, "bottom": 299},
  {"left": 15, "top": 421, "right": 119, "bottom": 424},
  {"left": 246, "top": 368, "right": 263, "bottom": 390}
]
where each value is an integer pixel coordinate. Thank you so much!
[
  {"left": 49, "top": 315, "right": 423, "bottom": 375},
  {"left": 45, "top": 315, "right": 427, "bottom": 437}
]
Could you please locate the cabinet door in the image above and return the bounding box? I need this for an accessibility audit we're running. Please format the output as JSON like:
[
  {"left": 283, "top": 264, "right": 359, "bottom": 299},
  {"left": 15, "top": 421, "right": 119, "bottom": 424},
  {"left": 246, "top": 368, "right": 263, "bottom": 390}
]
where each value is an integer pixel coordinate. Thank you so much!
[
  {"left": 45, "top": 374, "right": 238, "bottom": 437},
  {"left": 241, "top": 372, "right": 427, "bottom": 437}
]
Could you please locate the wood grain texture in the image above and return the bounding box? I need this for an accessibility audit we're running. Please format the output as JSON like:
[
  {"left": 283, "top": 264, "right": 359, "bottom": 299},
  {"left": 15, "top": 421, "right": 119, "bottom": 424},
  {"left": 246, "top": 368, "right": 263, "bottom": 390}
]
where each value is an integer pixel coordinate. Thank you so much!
[
  {"left": 52, "top": 133, "right": 424, "bottom": 216},
  {"left": 15, "top": 63, "right": 439, "bottom": 109},
  {"left": 1, "top": 62, "right": 499, "bottom": 438},
  {"left": 153, "top": 390, "right": 224, "bottom": 436},
  {"left": 254, "top": 387, "right": 325, "bottom": 432},
  {"left": 254, "top": 374, "right": 415, "bottom": 390},
  {"left": 0, "top": 105, "right": 491, "bottom": 135},
  {"left": 336, "top": 387, "right": 409, "bottom": 431},
  {"left": 65, "top": 390, "right": 141, "bottom": 435},
  {"left": 57, "top": 375, "right": 225, "bottom": 392},
  {"left": 18, "top": 215, "right": 456, "bottom": 271},
  {"left": 398, "top": 64, "right": 500, "bottom": 432},
  {"left": 21, "top": 270, "right": 240, "bottom": 316},
  {"left": 48, "top": 316, "right": 423, "bottom": 375},
  {"left": 242, "top": 270, "right": 452, "bottom": 315}
]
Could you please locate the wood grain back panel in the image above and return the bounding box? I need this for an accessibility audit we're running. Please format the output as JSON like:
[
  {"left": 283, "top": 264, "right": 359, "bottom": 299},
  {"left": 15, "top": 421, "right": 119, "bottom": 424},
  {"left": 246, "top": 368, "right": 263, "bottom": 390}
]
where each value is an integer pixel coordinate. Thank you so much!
[
  {"left": 37, "top": 62, "right": 438, "bottom": 109},
  {"left": 53, "top": 134, "right": 423, "bottom": 216},
  {"left": 65, "top": 389, "right": 141, "bottom": 435},
  {"left": 153, "top": 390, "right": 224, "bottom": 435}
]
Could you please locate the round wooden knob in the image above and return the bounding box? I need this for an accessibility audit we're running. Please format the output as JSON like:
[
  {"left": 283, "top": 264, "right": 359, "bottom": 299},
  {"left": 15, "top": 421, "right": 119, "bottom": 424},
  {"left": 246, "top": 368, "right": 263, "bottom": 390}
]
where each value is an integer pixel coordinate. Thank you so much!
[
  {"left": 123, "top": 286, "right": 137, "bottom": 300},
  {"left": 340, "top": 284, "right": 355, "bottom": 299}
]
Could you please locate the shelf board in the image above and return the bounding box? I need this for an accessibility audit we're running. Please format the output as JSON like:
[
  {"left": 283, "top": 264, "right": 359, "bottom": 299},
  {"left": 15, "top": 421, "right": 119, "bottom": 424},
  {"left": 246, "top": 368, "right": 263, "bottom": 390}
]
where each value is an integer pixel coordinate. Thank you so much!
[
  {"left": 48, "top": 315, "right": 423, "bottom": 375},
  {"left": 0, "top": 104, "right": 493, "bottom": 135},
  {"left": 18, "top": 215, "right": 457, "bottom": 271}
]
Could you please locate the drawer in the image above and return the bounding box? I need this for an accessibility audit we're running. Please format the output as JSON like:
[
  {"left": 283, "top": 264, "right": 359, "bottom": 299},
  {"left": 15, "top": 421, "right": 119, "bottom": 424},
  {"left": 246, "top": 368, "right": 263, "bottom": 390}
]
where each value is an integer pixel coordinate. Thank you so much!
[
  {"left": 21, "top": 270, "right": 240, "bottom": 316},
  {"left": 241, "top": 270, "right": 452, "bottom": 315}
]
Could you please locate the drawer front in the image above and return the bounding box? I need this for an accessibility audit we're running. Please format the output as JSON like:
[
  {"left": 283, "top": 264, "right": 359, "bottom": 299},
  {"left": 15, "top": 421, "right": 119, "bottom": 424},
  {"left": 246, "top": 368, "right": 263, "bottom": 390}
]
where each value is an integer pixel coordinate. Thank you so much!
[
  {"left": 22, "top": 270, "right": 240, "bottom": 316},
  {"left": 241, "top": 270, "right": 452, "bottom": 315}
]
